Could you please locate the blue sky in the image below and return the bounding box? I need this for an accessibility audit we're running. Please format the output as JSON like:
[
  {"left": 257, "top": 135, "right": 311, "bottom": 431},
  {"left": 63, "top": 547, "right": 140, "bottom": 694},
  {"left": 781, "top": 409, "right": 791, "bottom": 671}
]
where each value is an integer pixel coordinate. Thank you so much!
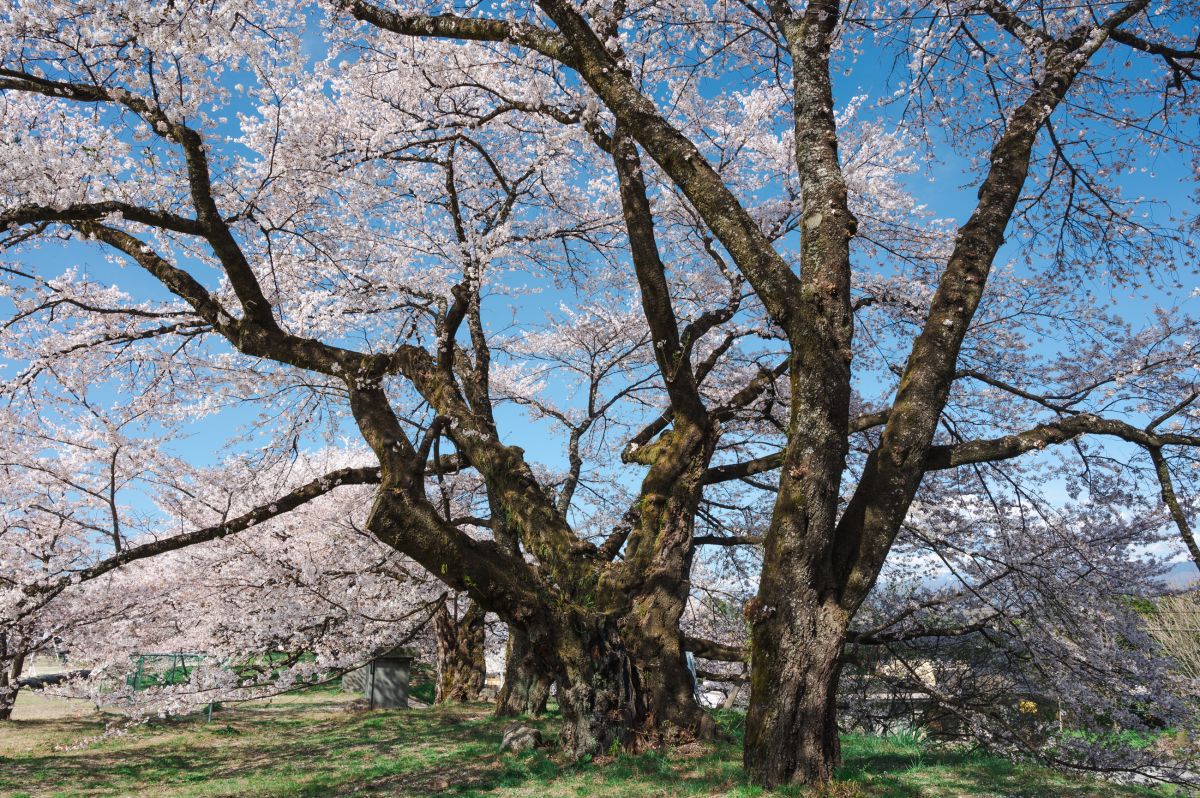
[{"left": 3, "top": 4, "right": 1197, "bottom": 573}]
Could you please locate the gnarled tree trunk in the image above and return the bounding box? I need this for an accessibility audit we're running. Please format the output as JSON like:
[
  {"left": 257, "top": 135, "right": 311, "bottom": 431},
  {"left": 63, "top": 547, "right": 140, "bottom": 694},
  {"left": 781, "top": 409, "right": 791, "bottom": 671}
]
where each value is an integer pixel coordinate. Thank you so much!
[
  {"left": 496, "top": 626, "right": 552, "bottom": 717},
  {"left": 618, "top": 498, "right": 717, "bottom": 743},
  {"left": 434, "top": 599, "right": 486, "bottom": 703},
  {"left": 519, "top": 547, "right": 715, "bottom": 759},
  {"left": 553, "top": 620, "right": 644, "bottom": 756},
  {"left": 539, "top": 615, "right": 715, "bottom": 757},
  {"left": 597, "top": 413, "right": 722, "bottom": 746},
  {"left": 623, "top": 602, "right": 712, "bottom": 742},
  {"left": 505, "top": 578, "right": 714, "bottom": 757},
  {"left": 346, "top": 162, "right": 730, "bottom": 751}
]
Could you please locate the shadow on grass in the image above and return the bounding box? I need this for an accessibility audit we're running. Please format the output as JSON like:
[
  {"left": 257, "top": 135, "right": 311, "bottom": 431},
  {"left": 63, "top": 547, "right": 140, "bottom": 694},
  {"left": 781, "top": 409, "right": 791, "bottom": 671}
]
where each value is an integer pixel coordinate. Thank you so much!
[
  {"left": 3, "top": 701, "right": 531, "bottom": 796},
  {"left": 836, "top": 735, "right": 1169, "bottom": 798},
  {"left": 1, "top": 700, "right": 1167, "bottom": 798}
]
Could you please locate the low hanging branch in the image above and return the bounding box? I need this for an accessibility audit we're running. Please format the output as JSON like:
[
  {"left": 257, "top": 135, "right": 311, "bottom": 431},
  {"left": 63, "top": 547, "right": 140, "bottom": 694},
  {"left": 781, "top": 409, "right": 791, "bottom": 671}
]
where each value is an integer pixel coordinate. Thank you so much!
[{"left": 10, "top": 466, "right": 384, "bottom": 624}]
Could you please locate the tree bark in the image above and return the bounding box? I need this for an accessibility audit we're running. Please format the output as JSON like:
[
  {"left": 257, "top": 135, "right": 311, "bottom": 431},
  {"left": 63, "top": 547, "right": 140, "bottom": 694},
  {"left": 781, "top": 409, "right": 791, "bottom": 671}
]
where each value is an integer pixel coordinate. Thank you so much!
[
  {"left": 434, "top": 599, "right": 486, "bottom": 703},
  {"left": 492, "top": 584, "right": 716, "bottom": 757},
  {"left": 489, "top": 484, "right": 554, "bottom": 718},
  {"left": 736, "top": 1, "right": 1135, "bottom": 787},
  {"left": 603, "top": 420, "right": 721, "bottom": 745},
  {"left": 553, "top": 620, "right": 645, "bottom": 757},
  {"left": 512, "top": 588, "right": 714, "bottom": 758},
  {"left": 618, "top": 494, "right": 718, "bottom": 743},
  {"left": 736, "top": 0, "right": 857, "bottom": 784},
  {"left": 495, "top": 626, "right": 552, "bottom": 716},
  {"left": 745, "top": 592, "right": 848, "bottom": 786},
  {"left": 0, "top": 650, "right": 25, "bottom": 722}
]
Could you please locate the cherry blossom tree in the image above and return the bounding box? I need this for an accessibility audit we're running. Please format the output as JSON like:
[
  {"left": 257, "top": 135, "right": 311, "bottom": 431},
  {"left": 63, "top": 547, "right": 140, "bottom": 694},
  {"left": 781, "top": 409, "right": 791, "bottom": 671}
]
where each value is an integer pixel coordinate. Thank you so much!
[
  {"left": 330, "top": 0, "right": 1199, "bottom": 784},
  {"left": 2, "top": 0, "right": 1199, "bottom": 789},
  {"left": 67, "top": 471, "right": 449, "bottom": 715},
  {"left": 0, "top": 411, "right": 447, "bottom": 717}
]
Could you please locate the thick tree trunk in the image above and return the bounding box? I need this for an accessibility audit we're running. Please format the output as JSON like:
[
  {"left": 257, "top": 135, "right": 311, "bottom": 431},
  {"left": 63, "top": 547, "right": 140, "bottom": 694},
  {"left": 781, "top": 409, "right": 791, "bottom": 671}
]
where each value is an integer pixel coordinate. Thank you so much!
[
  {"left": 554, "top": 621, "right": 643, "bottom": 757},
  {"left": 620, "top": 530, "right": 717, "bottom": 744},
  {"left": 744, "top": 594, "right": 849, "bottom": 787},
  {"left": 355, "top": 396, "right": 712, "bottom": 757},
  {"left": 606, "top": 416, "right": 719, "bottom": 744},
  {"left": 521, "top": 608, "right": 715, "bottom": 757},
  {"left": 495, "top": 626, "right": 552, "bottom": 717},
  {"left": 624, "top": 612, "right": 714, "bottom": 741},
  {"left": 434, "top": 600, "right": 486, "bottom": 703},
  {"left": 363, "top": 484, "right": 674, "bottom": 753},
  {"left": 543, "top": 608, "right": 714, "bottom": 758},
  {"left": 734, "top": 0, "right": 857, "bottom": 786},
  {"left": 740, "top": 335, "right": 852, "bottom": 786}
]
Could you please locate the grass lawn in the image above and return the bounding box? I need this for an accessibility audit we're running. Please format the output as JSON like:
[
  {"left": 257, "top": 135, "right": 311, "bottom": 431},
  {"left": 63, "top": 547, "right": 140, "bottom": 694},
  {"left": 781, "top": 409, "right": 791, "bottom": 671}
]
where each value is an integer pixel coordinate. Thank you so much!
[{"left": 0, "top": 687, "right": 1183, "bottom": 797}]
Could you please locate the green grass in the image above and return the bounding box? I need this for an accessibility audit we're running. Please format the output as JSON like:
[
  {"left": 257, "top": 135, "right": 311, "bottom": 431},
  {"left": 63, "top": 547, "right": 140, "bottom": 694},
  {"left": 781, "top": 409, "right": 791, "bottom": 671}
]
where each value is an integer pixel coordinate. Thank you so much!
[{"left": 0, "top": 688, "right": 1183, "bottom": 797}]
